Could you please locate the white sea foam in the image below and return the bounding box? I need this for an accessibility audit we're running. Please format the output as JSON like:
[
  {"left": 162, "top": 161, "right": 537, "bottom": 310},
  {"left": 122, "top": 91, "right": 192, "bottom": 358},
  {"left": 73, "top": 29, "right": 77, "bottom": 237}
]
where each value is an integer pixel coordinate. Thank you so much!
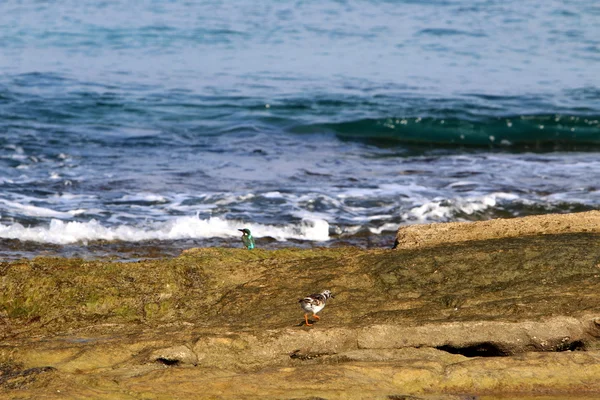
[
  {"left": 369, "top": 222, "right": 399, "bottom": 234},
  {"left": 116, "top": 193, "right": 169, "bottom": 203},
  {"left": 0, "top": 216, "right": 330, "bottom": 245},
  {"left": 403, "top": 193, "right": 520, "bottom": 222},
  {"left": 263, "top": 191, "right": 284, "bottom": 198},
  {"left": 446, "top": 180, "right": 478, "bottom": 188},
  {"left": 0, "top": 199, "right": 82, "bottom": 219}
]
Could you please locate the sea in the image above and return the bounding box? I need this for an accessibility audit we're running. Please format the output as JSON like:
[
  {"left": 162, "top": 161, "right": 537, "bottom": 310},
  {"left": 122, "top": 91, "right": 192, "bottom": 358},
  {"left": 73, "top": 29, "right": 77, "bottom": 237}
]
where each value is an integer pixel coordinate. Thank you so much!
[{"left": 1, "top": 0, "right": 599, "bottom": 259}]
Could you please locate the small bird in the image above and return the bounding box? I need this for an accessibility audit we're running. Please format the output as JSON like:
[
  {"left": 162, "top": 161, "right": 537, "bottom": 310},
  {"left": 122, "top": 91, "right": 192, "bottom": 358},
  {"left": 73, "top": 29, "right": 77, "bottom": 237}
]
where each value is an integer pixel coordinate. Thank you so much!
[
  {"left": 238, "top": 228, "right": 255, "bottom": 250},
  {"left": 298, "top": 290, "right": 334, "bottom": 326}
]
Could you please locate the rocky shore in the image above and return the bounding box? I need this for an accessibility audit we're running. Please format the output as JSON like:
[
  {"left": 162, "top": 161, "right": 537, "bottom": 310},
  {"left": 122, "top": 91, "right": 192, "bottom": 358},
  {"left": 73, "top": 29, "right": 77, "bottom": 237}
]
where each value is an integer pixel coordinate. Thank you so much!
[{"left": 2, "top": 212, "right": 600, "bottom": 399}]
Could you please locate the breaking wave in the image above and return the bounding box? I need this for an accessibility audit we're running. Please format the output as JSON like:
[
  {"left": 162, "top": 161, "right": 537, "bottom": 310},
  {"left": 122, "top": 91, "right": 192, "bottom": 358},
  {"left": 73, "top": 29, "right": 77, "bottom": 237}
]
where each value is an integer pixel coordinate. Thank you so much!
[
  {"left": 294, "top": 114, "right": 600, "bottom": 147},
  {"left": 0, "top": 216, "right": 330, "bottom": 245}
]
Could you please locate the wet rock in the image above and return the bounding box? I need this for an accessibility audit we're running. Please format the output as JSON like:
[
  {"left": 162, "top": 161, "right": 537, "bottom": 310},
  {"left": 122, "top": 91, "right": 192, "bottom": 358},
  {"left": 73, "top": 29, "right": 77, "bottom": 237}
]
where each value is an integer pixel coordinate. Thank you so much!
[{"left": 0, "top": 362, "right": 55, "bottom": 390}]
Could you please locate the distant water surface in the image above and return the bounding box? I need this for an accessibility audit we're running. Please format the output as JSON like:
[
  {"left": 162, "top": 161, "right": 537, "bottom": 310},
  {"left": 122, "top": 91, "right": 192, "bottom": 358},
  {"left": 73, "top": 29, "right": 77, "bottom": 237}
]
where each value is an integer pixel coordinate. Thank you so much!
[{"left": 1, "top": 0, "right": 599, "bottom": 258}]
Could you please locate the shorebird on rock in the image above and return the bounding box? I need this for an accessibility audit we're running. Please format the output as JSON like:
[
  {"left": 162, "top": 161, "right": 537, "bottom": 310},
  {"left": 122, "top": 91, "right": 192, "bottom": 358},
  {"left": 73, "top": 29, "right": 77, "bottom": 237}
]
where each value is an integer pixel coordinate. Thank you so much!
[
  {"left": 298, "top": 290, "right": 334, "bottom": 326},
  {"left": 238, "top": 228, "right": 255, "bottom": 250}
]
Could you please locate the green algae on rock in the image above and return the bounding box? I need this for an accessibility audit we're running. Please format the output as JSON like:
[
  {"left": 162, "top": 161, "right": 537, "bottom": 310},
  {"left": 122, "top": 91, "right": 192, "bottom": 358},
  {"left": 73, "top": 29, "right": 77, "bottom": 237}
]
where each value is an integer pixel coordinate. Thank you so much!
[{"left": 1, "top": 230, "right": 600, "bottom": 398}]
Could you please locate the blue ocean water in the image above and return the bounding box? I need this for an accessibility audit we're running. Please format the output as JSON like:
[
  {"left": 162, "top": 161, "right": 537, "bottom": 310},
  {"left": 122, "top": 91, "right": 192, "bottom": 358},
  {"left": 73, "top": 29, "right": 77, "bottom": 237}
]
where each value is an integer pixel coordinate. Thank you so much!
[{"left": 0, "top": 0, "right": 599, "bottom": 258}]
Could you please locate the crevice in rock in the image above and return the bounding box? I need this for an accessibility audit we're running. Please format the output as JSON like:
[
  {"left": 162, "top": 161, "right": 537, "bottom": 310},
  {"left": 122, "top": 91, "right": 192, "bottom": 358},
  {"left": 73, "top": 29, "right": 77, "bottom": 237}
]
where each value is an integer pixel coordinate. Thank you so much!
[
  {"left": 435, "top": 342, "right": 509, "bottom": 357},
  {"left": 289, "top": 349, "right": 335, "bottom": 361},
  {"left": 556, "top": 340, "right": 586, "bottom": 352},
  {"left": 288, "top": 397, "right": 328, "bottom": 400},
  {"left": 155, "top": 358, "right": 181, "bottom": 366},
  {"left": 436, "top": 339, "right": 589, "bottom": 357}
]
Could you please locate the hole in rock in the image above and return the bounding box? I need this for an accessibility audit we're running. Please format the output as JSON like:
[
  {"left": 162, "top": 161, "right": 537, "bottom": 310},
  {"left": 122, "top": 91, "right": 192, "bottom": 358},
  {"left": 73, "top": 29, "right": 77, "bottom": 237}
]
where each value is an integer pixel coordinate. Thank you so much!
[
  {"left": 557, "top": 340, "right": 586, "bottom": 352},
  {"left": 289, "top": 349, "right": 332, "bottom": 360},
  {"left": 389, "top": 396, "right": 479, "bottom": 400},
  {"left": 436, "top": 342, "right": 509, "bottom": 357},
  {"left": 156, "top": 358, "right": 181, "bottom": 366}
]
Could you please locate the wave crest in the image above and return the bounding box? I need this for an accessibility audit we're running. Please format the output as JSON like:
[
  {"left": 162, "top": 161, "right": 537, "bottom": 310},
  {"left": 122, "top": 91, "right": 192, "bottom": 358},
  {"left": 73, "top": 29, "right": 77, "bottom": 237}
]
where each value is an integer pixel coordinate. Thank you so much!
[
  {"left": 0, "top": 216, "right": 330, "bottom": 245},
  {"left": 294, "top": 115, "right": 600, "bottom": 147}
]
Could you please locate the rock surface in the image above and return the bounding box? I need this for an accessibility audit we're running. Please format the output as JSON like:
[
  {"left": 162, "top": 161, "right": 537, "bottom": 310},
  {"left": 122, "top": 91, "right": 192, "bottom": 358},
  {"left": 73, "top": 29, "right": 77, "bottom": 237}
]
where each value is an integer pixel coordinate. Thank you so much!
[
  {"left": 1, "top": 213, "right": 600, "bottom": 398},
  {"left": 393, "top": 210, "right": 600, "bottom": 249}
]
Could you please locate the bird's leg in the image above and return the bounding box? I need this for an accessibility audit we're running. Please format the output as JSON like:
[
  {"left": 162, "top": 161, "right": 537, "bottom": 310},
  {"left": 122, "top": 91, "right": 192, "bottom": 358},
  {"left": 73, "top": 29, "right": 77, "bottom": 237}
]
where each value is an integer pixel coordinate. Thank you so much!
[
  {"left": 304, "top": 314, "right": 313, "bottom": 326},
  {"left": 313, "top": 314, "right": 320, "bottom": 321}
]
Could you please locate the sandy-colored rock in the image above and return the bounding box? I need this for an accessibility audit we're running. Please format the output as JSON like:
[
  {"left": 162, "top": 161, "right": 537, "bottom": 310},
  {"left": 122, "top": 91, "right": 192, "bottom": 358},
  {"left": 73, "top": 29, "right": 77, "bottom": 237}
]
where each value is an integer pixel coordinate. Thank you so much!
[
  {"left": 394, "top": 210, "right": 600, "bottom": 249},
  {"left": 149, "top": 344, "right": 198, "bottom": 366},
  {"left": 7, "top": 352, "right": 600, "bottom": 399},
  {"left": 441, "top": 351, "right": 600, "bottom": 393},
  {"left": 357, "top": 316, "right": 594, "bottom": 354},
  {"left": 1, "top": 213, "right": 600, "bottom": 398}
]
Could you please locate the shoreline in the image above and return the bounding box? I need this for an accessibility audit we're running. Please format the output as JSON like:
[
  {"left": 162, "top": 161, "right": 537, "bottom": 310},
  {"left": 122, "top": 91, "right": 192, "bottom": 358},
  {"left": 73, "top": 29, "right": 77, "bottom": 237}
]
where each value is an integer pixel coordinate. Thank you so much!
[
  {"left": 0, "top": 233, "right": 398, "bottom": 261},
  {"left": 1, "top": 212, "right": 600, "bottom": 398}
]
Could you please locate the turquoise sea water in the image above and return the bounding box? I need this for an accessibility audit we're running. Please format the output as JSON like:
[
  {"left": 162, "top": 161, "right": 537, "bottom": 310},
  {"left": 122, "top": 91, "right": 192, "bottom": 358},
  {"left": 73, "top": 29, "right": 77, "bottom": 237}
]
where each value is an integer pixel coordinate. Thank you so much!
[{"left": 0, "top": 0, "right": 599, "bottom": 258}]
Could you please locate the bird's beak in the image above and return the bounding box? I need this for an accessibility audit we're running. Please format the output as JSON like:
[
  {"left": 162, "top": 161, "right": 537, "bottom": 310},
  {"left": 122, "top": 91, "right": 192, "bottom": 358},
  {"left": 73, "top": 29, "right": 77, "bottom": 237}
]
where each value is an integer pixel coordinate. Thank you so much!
[
  {"left": 238, "top": 229, "right": 244, "bottom": 232},
  {"left": 330, "top": 294, "right": 335, "bottom": 298}
]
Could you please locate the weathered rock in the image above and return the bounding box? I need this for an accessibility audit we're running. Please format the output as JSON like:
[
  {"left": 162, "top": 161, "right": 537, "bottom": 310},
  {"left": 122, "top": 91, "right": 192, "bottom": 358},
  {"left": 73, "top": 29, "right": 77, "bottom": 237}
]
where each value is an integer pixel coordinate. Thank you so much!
[
  {"left": 394, "top": 210, "right": 600, "bottom": 249},
  {"left": 356, "top": 316, "right": 594, "bottom": 354},
  {"left": 0, "top": 362, "right": 55, "bottom": 391},
  {"left": 1, "top": 218, "right": 600, "bottom": 398},
  {"left": 150, "top": 344, "right": 198, "bottom": 366}
]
